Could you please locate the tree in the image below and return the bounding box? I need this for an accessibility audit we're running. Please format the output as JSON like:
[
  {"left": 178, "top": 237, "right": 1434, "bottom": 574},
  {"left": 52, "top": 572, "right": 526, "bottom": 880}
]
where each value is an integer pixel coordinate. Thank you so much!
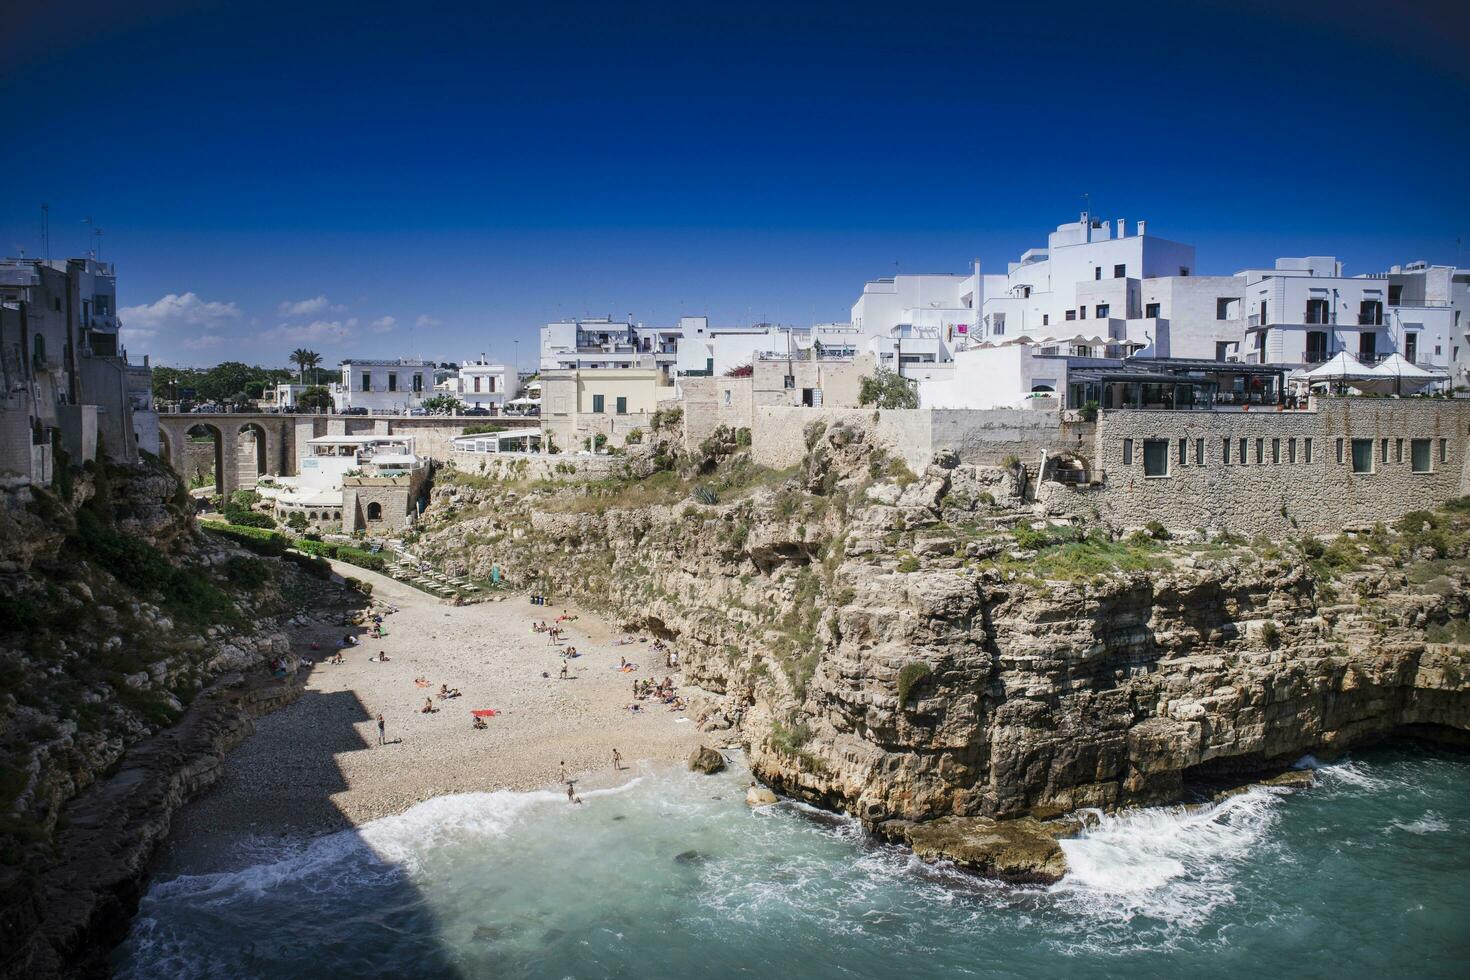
[
  {"left": 196, "top": 362, "right": 262, "bottom": 403},
  {"left": 290, "top": 348, "right": 322, "bottom": 384},
  {"left": 724, "top": 363, "right": 753, "bottom": 377},
  {"left": 858, "top": 367, "right": 919, "bottom": 410},
  {"left": 296, "top": 385, "right": 334, "bottom": 413},
  {"left": 421, "top": 393, "right": 464, "bottom": 414}
]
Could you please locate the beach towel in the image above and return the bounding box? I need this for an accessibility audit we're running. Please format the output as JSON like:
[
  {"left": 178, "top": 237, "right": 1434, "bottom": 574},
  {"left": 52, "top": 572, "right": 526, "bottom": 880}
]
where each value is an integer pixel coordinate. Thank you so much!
[
  {"left": 414, "top": 680, "right": 429, "bottom": 688},
  {"left": 471, "top": 709, "right": 498, "bottom": 718},
  {"left": 617, "top": 664, "right": 638, "bottom": 672}
]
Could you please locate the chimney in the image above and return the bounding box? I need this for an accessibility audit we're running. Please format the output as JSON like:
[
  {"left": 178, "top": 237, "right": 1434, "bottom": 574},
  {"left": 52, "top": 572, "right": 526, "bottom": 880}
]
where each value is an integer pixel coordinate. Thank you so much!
[
  {"left": 1138, "top": 219, "right": 1148, "bottom": 236},
  {"left": 1117, "top": 218, "right": 1126, "bottom": 238}
]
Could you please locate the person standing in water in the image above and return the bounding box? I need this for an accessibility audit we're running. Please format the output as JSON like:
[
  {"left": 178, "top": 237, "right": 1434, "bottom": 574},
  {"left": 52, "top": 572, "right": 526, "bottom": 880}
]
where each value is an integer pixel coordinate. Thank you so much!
[{"left": 376, "top": 713, "right": 386, "bottom": 746}]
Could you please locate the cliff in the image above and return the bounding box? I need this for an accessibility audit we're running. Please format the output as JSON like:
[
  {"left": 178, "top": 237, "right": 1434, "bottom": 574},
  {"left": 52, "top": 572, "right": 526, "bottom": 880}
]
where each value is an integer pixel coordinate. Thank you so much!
[
  {"left": 0, "top": 456, "right": 346, "bottom": 978},
  {"left": 411, "top": 422, "right": 1470, "bottom": 877}
]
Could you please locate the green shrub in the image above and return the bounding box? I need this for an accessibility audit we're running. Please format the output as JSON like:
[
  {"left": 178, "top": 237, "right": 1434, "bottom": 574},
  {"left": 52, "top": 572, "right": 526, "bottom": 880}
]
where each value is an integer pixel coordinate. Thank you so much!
[
  {"left": 229, "top": 489, "right": 261, "bottom": 509},
  {"left": 1079, "top": 400, "right": 1099, "bottom": 422},
  {"left": 896, "top": 555, "right": 920, "bottom": 573},
  {"left": 896, "top": 661, "right": 933, "bottom": 706},
  {"left": 692, "top": 484, "right": 720, "bottom": 505},
  {"left": 769, "top": 720, "right": 811, "bottom": 754},
  {"left": 1260, "top": 620, "right": 1281, "bottom": 648},
  {"left": 204, "top": 524, "right": 289, "bottom": 556},
  {"left": 1143, "top": 520, "right": 1171, "bottom": 541},
  {"left": 461, "top": 423, "right": 507, "bottom": 436},
  {"left": 624, "top": 427, "right": 643, "bottom": 445},
  {"left": 224, "top": 556, "right": 271, "bottom": 590},
  {"left": 1001, "top": 454, "right": 1022, "bottom": 471},
  {"left": 227, "top": 510, "right": 277, "bottom": 529},
  {"left": 286, "top": 512, "right": 308, "bottom": 532},
  {"left": 283, "top": 551, "right": 331, "bottom": 579},
  {"left": 1013, "top": 525, "right": 1052, "bottom": 551}
]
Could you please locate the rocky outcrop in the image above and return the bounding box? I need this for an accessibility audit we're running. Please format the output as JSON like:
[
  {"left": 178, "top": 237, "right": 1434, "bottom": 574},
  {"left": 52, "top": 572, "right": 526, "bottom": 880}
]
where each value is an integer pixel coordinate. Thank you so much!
[
  {"left": 410, "top": 425, "right": 1470, "bottom": 875},
  {"left": 879, "top": 816, "right": 1071, "bottom": 884},
  {"left": 0, "top": 457, "right": 353, "bottom": 979},
  {"left": 688, "top": 745, "right": 727, "bottom": 774}
]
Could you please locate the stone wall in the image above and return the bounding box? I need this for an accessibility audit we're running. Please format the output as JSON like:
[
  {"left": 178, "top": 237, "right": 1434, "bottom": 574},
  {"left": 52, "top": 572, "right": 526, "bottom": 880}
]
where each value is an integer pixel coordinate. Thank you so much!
[
  {"left": 341, "top": 467, "right": 429, "bottom": 533},
  {"left": 445, "top": 451, "right": 623, "bottom": 482},
  {"left": 1037, "top": 397, "right": 1470, "bottom": 536},
  {"left": 751, "top": 406, "right": 1079, "bottom": 472}
]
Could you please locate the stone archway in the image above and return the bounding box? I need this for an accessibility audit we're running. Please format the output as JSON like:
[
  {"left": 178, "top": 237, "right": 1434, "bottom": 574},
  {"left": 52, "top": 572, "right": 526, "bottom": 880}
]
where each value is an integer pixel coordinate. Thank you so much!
[
  {"left": 236, "top": 421, "right": 271, "bottom": 489},
  {"left": 1043, "top": 452, "right": 1092, "bottom": 486},
  {"left": 158, "top": 429, "right": 174, "bottom": 467},
  {"left": 183, "top": 423, "right": 225, "bottom": 498}
]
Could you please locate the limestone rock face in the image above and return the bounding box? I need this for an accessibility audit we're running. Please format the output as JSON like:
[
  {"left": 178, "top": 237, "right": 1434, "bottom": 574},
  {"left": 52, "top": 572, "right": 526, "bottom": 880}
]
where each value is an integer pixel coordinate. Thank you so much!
[
  {"left": 746, "top": 785, "right": 778, "bottom": 807},
  {"left": 413, "top": 428, "right": 1470, "bottom": 877},
  {"left": 688, "top": 745, "right": 727, "bottom": 774},
  {"left": 880, "top": 816, "right": 1069, "bottom": 884}
]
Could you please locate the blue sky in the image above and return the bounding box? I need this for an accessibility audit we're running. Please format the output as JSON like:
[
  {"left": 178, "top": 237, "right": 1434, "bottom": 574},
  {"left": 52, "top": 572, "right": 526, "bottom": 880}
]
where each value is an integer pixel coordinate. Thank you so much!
[{"left": 2, "top": 0, "right": 1467, "bottom": 368}]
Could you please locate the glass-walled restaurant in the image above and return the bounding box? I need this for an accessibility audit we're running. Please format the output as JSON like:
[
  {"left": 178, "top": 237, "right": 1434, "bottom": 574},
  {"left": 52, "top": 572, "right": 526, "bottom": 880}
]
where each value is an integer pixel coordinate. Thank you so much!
[{"left": 1066, "top": 358, "right": 1289, "bottom": 411}]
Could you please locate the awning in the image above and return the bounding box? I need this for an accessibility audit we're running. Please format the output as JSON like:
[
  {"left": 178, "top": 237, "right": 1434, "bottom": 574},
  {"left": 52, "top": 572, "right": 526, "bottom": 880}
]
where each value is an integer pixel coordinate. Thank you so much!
[{"left": 1301, "top": 351, "right": 1380, "bottom": 382}]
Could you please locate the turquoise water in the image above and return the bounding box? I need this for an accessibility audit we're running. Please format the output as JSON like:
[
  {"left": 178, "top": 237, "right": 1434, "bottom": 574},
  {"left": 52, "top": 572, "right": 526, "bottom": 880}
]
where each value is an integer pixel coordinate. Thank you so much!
[{"left": 117, "top": 746, "right": 1470, "bottom": 979}]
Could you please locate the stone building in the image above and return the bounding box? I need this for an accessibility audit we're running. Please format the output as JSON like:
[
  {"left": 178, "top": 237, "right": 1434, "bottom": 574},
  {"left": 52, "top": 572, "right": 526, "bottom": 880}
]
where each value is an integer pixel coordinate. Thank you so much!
[
  {"left": 1039, "top": 396, "right": 1470, "bottom": 536},
  {"left": 681, "top": 352, "right": 875, "bottom": 449}
]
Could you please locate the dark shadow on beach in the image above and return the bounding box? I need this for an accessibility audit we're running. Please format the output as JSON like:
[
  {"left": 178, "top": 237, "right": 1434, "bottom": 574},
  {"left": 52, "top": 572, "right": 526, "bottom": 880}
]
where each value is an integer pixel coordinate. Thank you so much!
[{"left": 117, "top": 687, "right": 465, "bottom": 978}]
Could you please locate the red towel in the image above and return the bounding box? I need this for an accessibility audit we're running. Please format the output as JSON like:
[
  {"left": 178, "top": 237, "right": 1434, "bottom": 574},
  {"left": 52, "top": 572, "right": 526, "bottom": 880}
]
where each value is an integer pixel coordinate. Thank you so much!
[{"left": 471, "top": 709, "right": 498, "bottom": 718}]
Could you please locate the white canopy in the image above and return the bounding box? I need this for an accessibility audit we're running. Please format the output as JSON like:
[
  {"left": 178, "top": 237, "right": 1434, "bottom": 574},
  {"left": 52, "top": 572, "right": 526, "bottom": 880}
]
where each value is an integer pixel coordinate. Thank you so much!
[
  {"left": 1301, "top": 351, "right": 1380, "bottom": 382},
  {"left": 507, "top": 397, "right": 540, "bottom": 406},
  {"left": 1354, "top": 353, "right": 1448, "bottom": 395}
]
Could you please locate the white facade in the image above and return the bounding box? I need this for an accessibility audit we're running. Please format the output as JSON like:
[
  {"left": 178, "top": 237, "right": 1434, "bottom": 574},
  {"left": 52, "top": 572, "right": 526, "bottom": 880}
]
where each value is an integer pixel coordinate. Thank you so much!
[
  {"left": 338, "top": 359, "right": 431, "bottom": 413},
  {"left": 440, "top": 356, "right": 512, "bottom": 410}
]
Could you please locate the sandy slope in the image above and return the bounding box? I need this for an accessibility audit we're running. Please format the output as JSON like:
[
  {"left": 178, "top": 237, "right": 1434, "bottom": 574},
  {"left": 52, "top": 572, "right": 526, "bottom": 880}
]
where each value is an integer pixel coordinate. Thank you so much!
[{"left": 156, "top": 561, "right": 705, "bottom": 874}]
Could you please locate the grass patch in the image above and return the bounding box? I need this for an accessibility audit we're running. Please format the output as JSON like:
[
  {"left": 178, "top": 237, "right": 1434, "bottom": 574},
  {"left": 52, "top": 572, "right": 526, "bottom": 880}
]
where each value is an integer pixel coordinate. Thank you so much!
[{"left": 896, "top": 661, "right": 932, "bottom": 707}]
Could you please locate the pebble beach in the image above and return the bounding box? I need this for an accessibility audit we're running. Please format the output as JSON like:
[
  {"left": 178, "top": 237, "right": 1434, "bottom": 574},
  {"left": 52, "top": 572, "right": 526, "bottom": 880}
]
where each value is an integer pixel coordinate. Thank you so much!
[{"left": 155, "top": 562, "right": 706, "bottom": 875}]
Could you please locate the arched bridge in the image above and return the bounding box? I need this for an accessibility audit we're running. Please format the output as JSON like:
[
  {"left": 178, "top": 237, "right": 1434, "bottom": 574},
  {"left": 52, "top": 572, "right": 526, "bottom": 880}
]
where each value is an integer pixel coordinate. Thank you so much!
[{"left": 157, "top": 412, "right": 537, "bottom": 498}]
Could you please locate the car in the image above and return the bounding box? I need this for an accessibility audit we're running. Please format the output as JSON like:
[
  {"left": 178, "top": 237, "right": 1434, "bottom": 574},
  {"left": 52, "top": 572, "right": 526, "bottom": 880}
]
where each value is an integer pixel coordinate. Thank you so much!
[
  {"left": 341, "top": 407, "right": 370, "bottom": 416},
  {"left": 462, "top": 407, "right": 491, "bottom": 416}
]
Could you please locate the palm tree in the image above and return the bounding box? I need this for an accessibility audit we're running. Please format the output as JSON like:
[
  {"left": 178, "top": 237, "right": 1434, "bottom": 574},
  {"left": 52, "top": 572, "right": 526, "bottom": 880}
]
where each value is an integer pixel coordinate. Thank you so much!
[{"left": 289, "top": 348, "right": 322, "bottom": 385}]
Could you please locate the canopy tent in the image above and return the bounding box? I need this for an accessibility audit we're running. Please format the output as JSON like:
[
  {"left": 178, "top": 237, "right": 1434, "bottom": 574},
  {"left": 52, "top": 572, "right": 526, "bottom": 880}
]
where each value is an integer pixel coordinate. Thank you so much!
[
  {"left": 1300, "top": 351, "right": 1380, "bottom": 384},
  {"left": 1356, "top": 353, "right": 1448, "bottom": 395},
  {"left": 506, "top": 397, "right": 540, "bottom": 406}
]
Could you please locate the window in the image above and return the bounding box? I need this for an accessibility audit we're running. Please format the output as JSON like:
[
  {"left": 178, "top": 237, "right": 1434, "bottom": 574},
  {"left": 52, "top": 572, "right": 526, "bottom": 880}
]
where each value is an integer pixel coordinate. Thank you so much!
[
  {"left": 1239, "top": 438, "right": 1248, "bottom": 464},
  {"left": 1216, "top": 298, "right": 1233, "bottom": 320},
  {"left": 1288, "top": 438, "right": 1296, "bottom": 464},
  {"left": 412, "top": 374, "right": 423, "bottom": 393},
  {"left": 1078, "top": 306, "right": 1086, "bottom": 320},
  {"left": 615, "top": 396, "right": 627, "bottom": 415},
  {"left": 783, "top": 375, "right": 796, "bottom": 389},
  {"left": 1440, "top": 438, "right": 1448, "bottom": 463},
  {"left": 1195, "top": 438, "right": 1205, "bottom": 465},
  {"left": 592, "top": 394, "right": 605, "bottom": 413},
  {"left": 473, "top": 376, "right": 482, "bottom": 392},
  {"left": 1395, "top": 438, "right": 1403, "bottom": 463},
  {"left": 1122, "top": 438, "right": 1134, "bottom": 465},
  {"left": 1222, "top": 437, "right": 1231, "bottom": 464},
  {"left": 387, "top": 373, "right": 398, "bottom": 392},
  {"left": 361, "top": 373, "right": 371, "bottom": 391},
  {"left": 1096, "top": 304, "right": 1110, "bottom": 318},
  {"left": 1114, "top": 263, "right": 1126, "bottom": 278},
  {"left": 53, "top": 296, "right": 61, "bottom": 312},
  {"left": 1143, "top": 439, "right": 1169, "bottom": 477},
  {"left": 1389, "top": 283, "right": 1403, "bottom": 305},
  {"left": 1180, "top": 266, "right": 1190, "bottom": 277},
  {"left": 1336, "top": 438, "right": 1344, "bottom": 464},
  {"left": 366, "top": 502, "right": 382, "bottom": 521},
  {"left": 1042, "top": 314, "right": 1049, "bottom": 326},
  {"left": 1095, "top": 267, "right": 1102, "bottom": 281},
  {"left": 1216, "top": 341, "right": 1233, "bottom": 361},
  {"left": 1145, "top": 302, "right": 1160, "bottom": 318},
  {"left": 1351, "top": 438, "right": 1374, "bottom": 474},
  {"left": 1411, "top": 439, "right": 1432, "bottom": 473},
  {"left": 1065, "top": 310, "right": 1077, "bottom": 321},
  {"left": 1255, "top": 438, "right": 1264, "bottom": 465},
  {"left": 1381, "top": 438, "right": 1389, "bottom": 463},
  {"left": 1272, "top": 438, "right": 1280, "bottom": 464},
  {"left": 1304, "top": 438, "right": 1313, "bottom": 463},
  {"left": 722, "top": 389, "right": 732, "bottom": 406},
  {"left": 1404, "top": 334, "right": 1418, "bottom": 363},
  {"left": 1178, "top": 438, "right": 1188, "bottom": 466}
]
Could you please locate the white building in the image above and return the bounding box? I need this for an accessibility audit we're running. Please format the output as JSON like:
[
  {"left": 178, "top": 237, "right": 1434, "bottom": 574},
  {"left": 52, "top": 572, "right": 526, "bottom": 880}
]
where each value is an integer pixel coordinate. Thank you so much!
[
  {"left": 259, "top": 434, "right": 425, "bottom": 531},
  {"left": 1242, "top": 257, "right": 1455, "bottom": 373},
  {"left": 438, "top": 355, "right": 512, "bottom": 411},
  {"left": 338, "top": 358, "right": 431, "bottom": 413}
]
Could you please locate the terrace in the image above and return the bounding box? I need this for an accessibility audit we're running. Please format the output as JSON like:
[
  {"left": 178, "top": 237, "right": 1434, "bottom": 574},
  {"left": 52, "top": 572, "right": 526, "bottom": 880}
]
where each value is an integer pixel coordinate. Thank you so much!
[{"left": 1067, "top": 358, "right": 1292, "bottom": 412}]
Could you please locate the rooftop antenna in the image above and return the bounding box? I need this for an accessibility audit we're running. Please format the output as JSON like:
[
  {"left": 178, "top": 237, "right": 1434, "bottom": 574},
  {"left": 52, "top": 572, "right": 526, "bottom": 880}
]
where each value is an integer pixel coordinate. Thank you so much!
[{"left": 41, "top": 204, "right": 49, "bottom": 262}]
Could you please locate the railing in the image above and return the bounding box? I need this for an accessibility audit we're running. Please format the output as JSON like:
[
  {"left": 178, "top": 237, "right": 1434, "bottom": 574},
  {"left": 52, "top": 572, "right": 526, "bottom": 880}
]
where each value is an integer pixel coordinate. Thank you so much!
[{"left": 1247, "top": 314, "right": 1261, "bottom": 327}]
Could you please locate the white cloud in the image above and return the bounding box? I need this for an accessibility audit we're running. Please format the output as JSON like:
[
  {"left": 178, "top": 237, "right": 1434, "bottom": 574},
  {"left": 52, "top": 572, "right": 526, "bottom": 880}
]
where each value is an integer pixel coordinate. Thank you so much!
[
  {"left": 183, "top": 335, "right": 226, "bottom": 351},
  {"left": 370, "top": 315, "right": 396, "bottom": 334},
  {"left": 119, "top": 327, "right": 158, "bottom": 344},
  {"left": 120, "top": 292, "right": 242, "bottom": 332},
  {"left": 415, "top": 314, "right": 441, "bottom": 328},
  {"left": 277, "top": 295, "right": 342, "bottom": 316},
  {"left": 260, "top": 317, "right": 359, "bottom": 344}
]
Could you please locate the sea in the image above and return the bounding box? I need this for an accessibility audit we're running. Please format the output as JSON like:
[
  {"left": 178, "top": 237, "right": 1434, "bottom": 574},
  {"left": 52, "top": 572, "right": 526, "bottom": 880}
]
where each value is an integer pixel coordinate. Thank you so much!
[{"left": 115, "top": 745, "right": 1470, "bottom": 979}]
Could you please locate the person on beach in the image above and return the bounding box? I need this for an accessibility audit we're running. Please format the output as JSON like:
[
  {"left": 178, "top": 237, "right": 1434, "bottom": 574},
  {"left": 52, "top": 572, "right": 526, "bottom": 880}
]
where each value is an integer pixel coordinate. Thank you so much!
[
  {"left": 566, "top": 780, "right": 582, "bottom": 804},
  {"left": 612, "top": 748, "right": 622, "bottom": 771},
  {"left": 376, "top": 713, "right": 386, "bottom": 745},
  {"left": 421, "top": 698, "right": 435, "bottom": 714},
  {"left": 560, "top": 662, "right": 569, "bottom": 680}
]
